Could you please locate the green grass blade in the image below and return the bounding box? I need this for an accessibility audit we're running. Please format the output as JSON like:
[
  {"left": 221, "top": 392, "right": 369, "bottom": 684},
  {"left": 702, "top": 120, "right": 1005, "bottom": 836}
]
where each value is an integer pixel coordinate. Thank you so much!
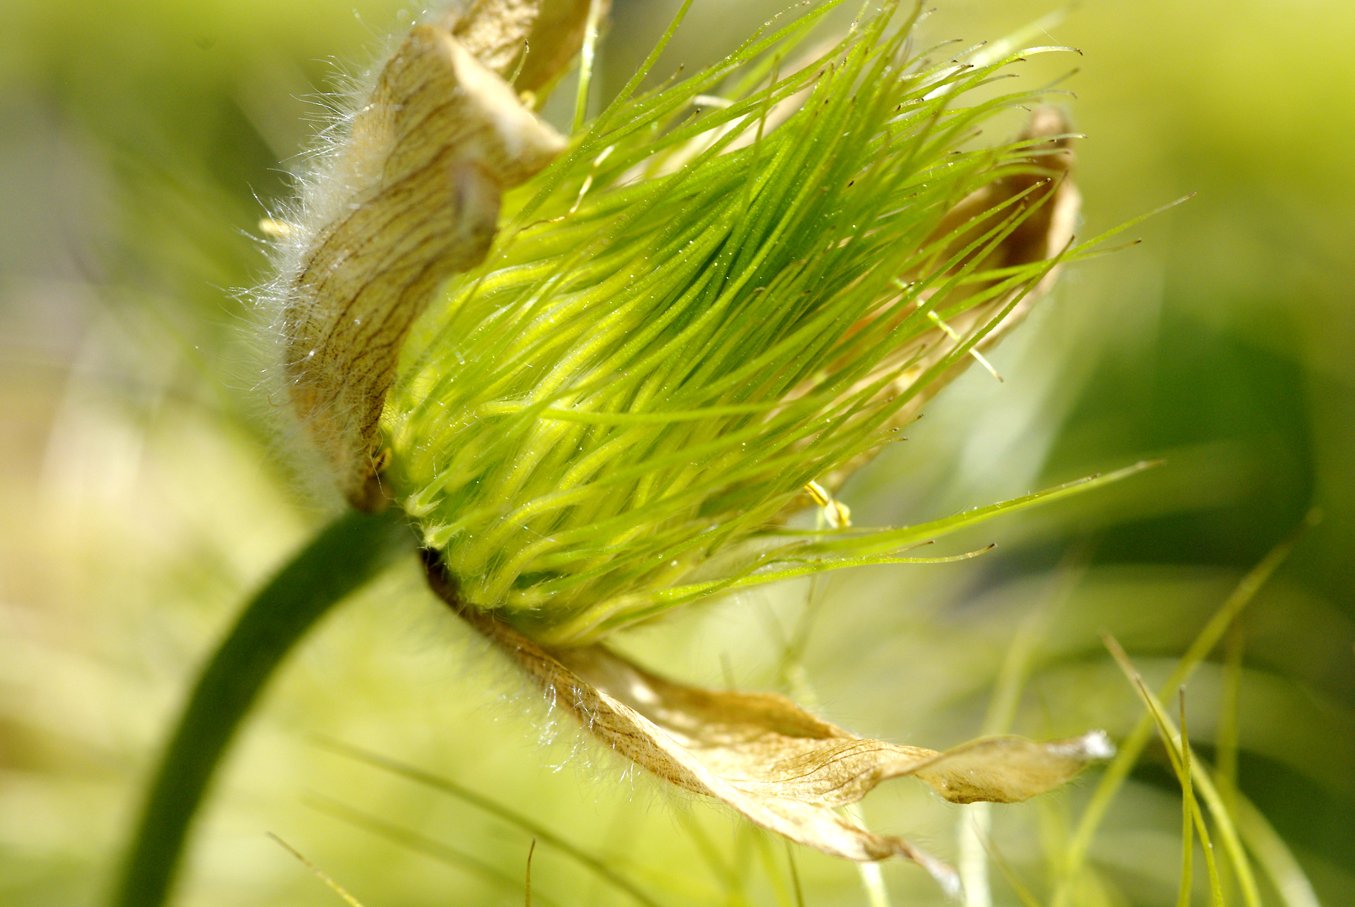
[
  {"left": 305, "top": 795, "right": 565, "bottom": 907},
  {"left": 1103, "top": 638, "right": 1229, "bottom": 906},
  {"left": 1231, "top": 794, "right": 1322, "bottom": 907},
  {"left": 315, "top": 738, "right": 669, "bottom": 907},
  {"left": 1051, "top": 513, "right": 1313, "bottom": 906}
]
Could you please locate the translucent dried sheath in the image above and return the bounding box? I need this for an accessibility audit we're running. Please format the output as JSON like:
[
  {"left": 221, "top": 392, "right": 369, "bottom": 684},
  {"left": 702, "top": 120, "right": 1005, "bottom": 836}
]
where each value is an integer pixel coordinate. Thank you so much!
[{"left": 280, "top": 16, "right": 569, "bottom": 508}]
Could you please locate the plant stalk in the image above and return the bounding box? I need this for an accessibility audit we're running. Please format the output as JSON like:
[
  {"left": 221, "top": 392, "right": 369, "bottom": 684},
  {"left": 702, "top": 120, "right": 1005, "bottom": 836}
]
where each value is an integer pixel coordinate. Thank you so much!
[{"left": 110, "top": 507, "right": 416, "bottom": 907}]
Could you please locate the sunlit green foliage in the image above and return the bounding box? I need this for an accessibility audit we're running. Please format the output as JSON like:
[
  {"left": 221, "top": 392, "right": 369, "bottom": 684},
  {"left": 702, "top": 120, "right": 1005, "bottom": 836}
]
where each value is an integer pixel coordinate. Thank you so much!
[{"left": 2, "top": 1, "right": 1352, "bottom": 905}]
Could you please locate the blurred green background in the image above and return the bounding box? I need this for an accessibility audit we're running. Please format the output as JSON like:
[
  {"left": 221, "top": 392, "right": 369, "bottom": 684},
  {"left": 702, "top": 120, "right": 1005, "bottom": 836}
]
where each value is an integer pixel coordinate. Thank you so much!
[{"left": 2, "top": 1, "right": 1351, "bottom": 905}]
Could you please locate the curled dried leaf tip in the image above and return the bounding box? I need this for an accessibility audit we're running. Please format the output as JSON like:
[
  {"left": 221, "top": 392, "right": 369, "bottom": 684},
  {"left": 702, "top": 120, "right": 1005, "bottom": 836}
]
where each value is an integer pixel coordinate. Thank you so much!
[
  {"left": 279, "top": 1, "right": 601, "bottom": 509},
  {"left": 439, "top": 0, "right": 610, "bottom": 96}
]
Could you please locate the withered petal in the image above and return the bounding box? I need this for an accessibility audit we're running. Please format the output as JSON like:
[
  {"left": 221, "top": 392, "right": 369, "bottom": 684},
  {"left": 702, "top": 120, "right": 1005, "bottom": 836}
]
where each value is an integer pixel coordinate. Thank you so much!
[
  {"left": 439, "top": 0, "right": 609, "bottom": 95},
  {"left": 441, "top": 578, "right": 1110, "bottom": 893},
  {"left": 283, "top": 21, "right": 566, "bottom": 509}
]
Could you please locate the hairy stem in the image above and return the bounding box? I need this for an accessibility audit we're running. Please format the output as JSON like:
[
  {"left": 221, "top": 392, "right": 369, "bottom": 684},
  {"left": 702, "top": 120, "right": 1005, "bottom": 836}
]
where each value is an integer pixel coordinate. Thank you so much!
[{"left": 111, "top": 508, "right": 416, "bottom": 907}]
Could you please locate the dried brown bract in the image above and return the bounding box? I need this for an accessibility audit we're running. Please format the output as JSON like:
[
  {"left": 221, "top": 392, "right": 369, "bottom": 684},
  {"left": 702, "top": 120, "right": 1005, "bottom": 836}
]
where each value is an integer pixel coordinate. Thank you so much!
[
  {"left": 429, "top": 559, "right": 1111, "bottom": 892},
  {"left": 438, "top": 0, "right": 610, "bottom": 96},
  {"left": 279, "top": 1, "right": 603, "bottom": 509}
]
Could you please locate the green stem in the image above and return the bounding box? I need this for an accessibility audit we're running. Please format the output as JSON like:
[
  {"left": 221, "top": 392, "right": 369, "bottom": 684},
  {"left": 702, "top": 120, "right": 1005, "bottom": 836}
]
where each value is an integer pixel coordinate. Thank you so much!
[{"left": 110, "top": 507, "right": 416, "bottom": 907}]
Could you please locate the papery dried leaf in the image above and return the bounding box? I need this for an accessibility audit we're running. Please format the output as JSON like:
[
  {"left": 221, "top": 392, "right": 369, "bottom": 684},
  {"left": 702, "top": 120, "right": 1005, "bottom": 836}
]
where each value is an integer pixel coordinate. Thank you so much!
[
  {"left": 438, "top": 0, "right": 609, "bottom": 95},
  {"left": 434, "top": 566, "right": 1110, "bottom": 892},
  {"left": 283, "top": 22, "right": 565, "bottom": 509}
]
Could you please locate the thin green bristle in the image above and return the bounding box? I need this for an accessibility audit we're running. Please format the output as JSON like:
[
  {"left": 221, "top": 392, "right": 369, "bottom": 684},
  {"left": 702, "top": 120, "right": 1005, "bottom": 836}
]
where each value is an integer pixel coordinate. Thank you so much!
[{"left": 381, "top": 0, "right": 1087, "bottom": 643}]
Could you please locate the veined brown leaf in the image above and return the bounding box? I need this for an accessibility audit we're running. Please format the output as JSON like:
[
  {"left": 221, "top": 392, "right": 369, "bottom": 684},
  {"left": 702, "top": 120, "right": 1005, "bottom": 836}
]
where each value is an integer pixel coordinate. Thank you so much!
[{"left": 431, "top": 560, "right": 1112, "bottom": 894}]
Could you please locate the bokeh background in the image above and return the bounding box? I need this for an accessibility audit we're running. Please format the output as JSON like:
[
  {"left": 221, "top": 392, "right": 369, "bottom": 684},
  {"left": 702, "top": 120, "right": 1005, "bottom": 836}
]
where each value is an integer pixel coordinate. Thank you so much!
[{"left": 2, "top": 1, "right": 1351, "bottom": 904}]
